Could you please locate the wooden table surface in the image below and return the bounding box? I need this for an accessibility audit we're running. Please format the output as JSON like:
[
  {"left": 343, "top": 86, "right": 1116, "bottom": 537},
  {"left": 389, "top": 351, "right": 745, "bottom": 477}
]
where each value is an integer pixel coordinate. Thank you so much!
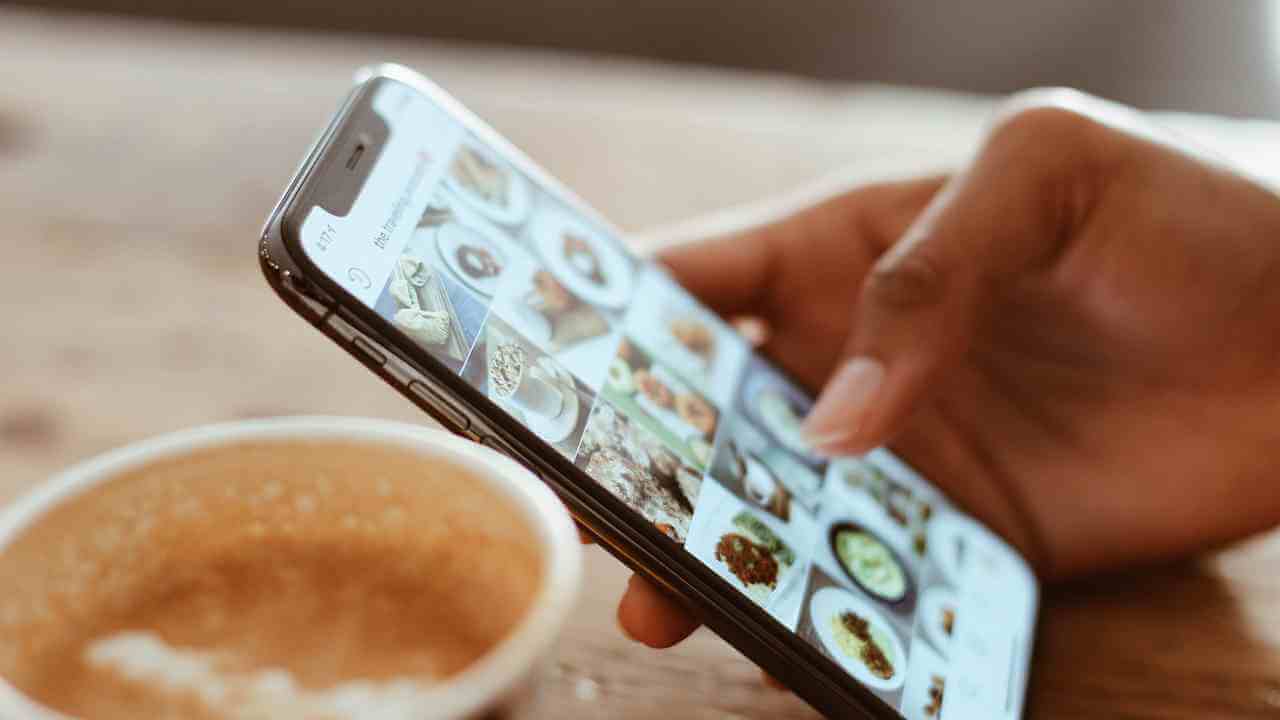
[{"left": 3, "top": 8, "right": 1280, "bottom": 719}]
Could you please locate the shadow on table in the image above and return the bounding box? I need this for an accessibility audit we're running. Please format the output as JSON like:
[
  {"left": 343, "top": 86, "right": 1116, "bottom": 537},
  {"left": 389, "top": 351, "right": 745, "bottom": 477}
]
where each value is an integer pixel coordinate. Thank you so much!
[{"left": 1028, "top": 550, "right": 1280, "bottom": 719}]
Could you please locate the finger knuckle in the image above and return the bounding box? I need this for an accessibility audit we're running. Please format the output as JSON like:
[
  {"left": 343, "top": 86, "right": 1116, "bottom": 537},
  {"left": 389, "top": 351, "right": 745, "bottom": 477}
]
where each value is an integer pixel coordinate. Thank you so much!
[
  {"left": 986, "top": 89, "right": 1103, "bottom": 169},
  {"left": 865, "top": 255, "right": 945, "bottom": 312}
]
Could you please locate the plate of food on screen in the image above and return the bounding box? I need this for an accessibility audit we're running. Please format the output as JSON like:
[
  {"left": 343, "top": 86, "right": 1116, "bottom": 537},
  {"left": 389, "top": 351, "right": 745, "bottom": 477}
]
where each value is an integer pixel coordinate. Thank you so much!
[
  {"left": 427, "top": 217, "right": 510, "bottom": 298},
  {"left": 837, "top": 457, "right": 936, "bottom": 560},
  {"left": 726, "top": 440, "right": 792, "bottom": 522},
  {"left": 632, "top": 365, "right": 716, "bottom": 441},
  {"left": 505, "top": 269, "right": 611, "bottom": 351},
  {"left": 667, "top": 314, "right": 717, "bottom": 371},
  {"left": 444, "top": 140, "right": 531, "bottom": 226},
  {"left": 603, "top": 340, "right": 717, "bottom": 470},
  {"left": 810, "top": 586, "right": 907, "bottom": 692},
  {"left": 531, "top": 207, "right": 635, "bottom": 310},
  {"left": 487, "top": 341, "right": 582, "bottom": 445},
  {"left": 708, "top": 510, "right": 799, "bottom": 607},
  {"left": 829, "top": 522, "right": 915, "bottom": 607},
  {"left": 574, "top": 400, "right": 700, "bottom": 543}
]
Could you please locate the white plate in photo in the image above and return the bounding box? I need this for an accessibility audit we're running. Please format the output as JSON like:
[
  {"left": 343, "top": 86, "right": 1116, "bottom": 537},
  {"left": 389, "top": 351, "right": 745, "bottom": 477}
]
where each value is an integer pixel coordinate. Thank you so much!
[
  {"left": 742, "top": 453, "right": 781, "bottom": 507},
  {"left": 531, "top": 208, "right": 634, "bottom": 310},
  {"left": 520, "top": 357, "right": 581, "bottom": 445},
  {"left": 632, "top": 364, "right": 709, "bottom": 442},
  {"left": 500, "top": 300, "right": 554, "bottom": 346},
  {"left": 655, "top": 304, "right": 718, "bottom": 376},
  {"left": 918, "top": 586, "right": 958, "bottom": 659},
  {"left": 810, "top": 586, "right": 907, "bottom": 692},
  {"left": 763, "top": 449, "right": 822, "bottom": 505},
  {"left": 443, "top": 142, "right": 532, "bottom": 226},
  {"left": 742, "top": 372, "right": 821, "bottom": 463},
  {"left": 691, "top": 504, "right": 801, "bottom": 609},
  {"left": 431, "top": 221, "right": 510, "bottom": 297}
]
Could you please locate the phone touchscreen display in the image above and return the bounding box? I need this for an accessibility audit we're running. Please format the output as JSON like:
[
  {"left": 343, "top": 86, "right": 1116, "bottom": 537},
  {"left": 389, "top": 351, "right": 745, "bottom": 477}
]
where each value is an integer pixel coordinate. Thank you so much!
[{"left": 297, "top": 78, "right": 1038, "bottom": 719}]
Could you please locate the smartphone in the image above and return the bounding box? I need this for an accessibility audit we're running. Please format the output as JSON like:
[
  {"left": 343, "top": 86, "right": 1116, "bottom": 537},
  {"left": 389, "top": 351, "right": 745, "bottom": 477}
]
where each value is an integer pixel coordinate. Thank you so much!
[{"left": 259, "top": 64, "right": 1038, "bottom": 719}]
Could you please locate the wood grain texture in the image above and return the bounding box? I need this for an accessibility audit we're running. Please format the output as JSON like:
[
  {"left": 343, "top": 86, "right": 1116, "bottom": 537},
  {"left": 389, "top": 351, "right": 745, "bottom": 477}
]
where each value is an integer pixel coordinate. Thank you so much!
[{"left": 1, "top": 8, "right": 1278, "bottom": 719}]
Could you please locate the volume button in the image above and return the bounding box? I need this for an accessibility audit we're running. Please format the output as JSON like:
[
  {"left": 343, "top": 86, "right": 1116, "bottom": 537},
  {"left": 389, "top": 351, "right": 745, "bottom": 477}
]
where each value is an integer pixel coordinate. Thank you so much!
[
  {"left": 325, "top": 312, "right": 358, "bottom": 340},
  {"left": 407, "top": 380, "right": 470, "bottom": 431},
  {"left": 326, "top": 312, "right": 386, "bottom": 367},
  {"left": 350, "top": 335, "right": 387, "bottom": 367}
]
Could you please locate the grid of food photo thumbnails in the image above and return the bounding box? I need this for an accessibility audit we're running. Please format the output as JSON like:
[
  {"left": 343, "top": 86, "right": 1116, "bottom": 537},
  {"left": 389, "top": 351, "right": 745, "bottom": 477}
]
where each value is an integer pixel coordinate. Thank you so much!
[{"left": 372, "top": 134, "right": 977, "bottom": 719}]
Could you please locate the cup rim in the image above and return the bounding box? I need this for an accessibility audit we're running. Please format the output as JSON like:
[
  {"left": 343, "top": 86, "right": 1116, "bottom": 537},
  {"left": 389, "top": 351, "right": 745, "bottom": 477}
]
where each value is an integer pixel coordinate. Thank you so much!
[{"left": 0, "top": 416, "right": 583, "bottom": 720}]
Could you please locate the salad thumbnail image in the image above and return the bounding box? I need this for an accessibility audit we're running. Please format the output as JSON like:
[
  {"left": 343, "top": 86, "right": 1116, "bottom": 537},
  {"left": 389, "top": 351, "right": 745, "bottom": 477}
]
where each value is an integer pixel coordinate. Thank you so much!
[
  {"left": 834, "top": 457, "right": 938, "bottom": 560},
  {"left": 829, "top": 522, "right": 914, "bottom": 606}
]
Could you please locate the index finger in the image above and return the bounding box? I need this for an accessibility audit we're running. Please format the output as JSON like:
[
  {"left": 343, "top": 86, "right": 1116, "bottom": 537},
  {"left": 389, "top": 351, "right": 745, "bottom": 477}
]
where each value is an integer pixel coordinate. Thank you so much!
[
  {"left": 656, "top": 225, "right": 780, "bottom": 319},
  {"left": 655, "top": 178, "right": 946, "bottom": 321}
]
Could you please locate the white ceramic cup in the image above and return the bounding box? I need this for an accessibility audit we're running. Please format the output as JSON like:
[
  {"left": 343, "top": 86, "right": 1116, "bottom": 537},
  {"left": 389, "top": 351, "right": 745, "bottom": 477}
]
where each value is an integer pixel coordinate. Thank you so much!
[{"left": 0, "top": 417, "right": 582, "bottom": 720}]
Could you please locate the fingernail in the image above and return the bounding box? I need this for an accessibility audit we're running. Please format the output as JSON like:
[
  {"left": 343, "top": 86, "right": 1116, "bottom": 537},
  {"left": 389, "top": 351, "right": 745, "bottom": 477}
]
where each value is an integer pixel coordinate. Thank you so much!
[{"left": 801, "top": 357, "right": 885, "bottom": 453}]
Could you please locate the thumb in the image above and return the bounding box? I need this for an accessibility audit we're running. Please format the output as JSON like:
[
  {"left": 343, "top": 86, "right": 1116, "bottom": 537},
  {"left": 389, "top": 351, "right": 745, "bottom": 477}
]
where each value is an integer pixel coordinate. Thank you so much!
[{"left": 801, "top": 104, "right": 1101, "bottom": 456}]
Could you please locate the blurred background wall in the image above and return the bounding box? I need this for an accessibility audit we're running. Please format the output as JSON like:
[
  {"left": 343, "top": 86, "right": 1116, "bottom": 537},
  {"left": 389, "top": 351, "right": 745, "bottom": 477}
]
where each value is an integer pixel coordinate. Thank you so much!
[{"left": 11, "top": 0, "right": 1280, "bottom": 117}]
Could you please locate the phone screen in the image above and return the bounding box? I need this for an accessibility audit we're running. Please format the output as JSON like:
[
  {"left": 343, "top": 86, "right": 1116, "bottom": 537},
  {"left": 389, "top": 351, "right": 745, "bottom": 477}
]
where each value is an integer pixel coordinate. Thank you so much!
[{"left": 295, "top": 76, "right": 1037, "bottom": 719}]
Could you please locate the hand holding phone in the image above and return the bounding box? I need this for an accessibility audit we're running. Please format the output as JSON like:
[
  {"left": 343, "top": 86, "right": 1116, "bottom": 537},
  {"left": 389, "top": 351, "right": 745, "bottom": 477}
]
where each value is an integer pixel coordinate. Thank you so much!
[{"left": 653, "top": 91, "right": 1280, "bottom": 587}]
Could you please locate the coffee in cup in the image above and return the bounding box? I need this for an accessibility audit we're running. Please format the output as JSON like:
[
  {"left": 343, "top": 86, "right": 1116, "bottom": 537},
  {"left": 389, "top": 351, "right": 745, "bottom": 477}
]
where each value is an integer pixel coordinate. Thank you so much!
[{"left": 0, "top": 418, "right": 581, "bottom": 720}]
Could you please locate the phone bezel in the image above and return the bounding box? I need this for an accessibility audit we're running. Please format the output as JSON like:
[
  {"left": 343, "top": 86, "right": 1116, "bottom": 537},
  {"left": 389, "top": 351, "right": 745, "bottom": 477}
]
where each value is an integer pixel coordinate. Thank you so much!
[{"left": 262, "top": 64, "right": 1036, "bottom": 720}]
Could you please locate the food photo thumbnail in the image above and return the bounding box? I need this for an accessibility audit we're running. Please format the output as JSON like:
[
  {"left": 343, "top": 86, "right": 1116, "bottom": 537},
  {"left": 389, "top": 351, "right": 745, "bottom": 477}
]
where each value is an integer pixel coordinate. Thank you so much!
[
  {"left": 445, "top": 138, "right": 532, "bottom": 227},
  {"left": 413, "top": 188, "right": 521, "bottom": 302},
  {"left": 710, "top": 412, "right": 827, "bottom": 525},
  {"left": 623, "top": 267, "right": 748, "bottom": 407},
  {"left": 373, "top": 230, "right": 488, "bottom": 372},
  {"left": 796, "top": 567, "right": 909, "bottom": 700},
  {"left": 685, "top": 480, "right": 810, "bottom": 629},
  {"left": 461, "top": 314, "right": 594, "bottom": 458},
  {"left": 488, "top": 241, "right": 618, "bottom": 392},
  {"left": 574, "top": 398, "right": 703, "bottom": 543},
  {"left": 527, "top": 201, "right": 637, "bottom": 313}
]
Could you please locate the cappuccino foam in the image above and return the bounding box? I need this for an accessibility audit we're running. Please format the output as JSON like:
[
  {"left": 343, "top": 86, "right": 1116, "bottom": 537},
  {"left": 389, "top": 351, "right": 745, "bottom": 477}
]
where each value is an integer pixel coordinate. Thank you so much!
[{"left": 0, "top": 439, "right": 543, "bottom": 719}]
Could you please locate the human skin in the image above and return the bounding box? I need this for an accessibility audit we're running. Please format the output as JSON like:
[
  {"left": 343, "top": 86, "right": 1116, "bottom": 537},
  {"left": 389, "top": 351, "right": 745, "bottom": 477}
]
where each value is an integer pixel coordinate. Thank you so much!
[{"left": 613, "top": 89, "right": 1280, "bottom": 650}]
